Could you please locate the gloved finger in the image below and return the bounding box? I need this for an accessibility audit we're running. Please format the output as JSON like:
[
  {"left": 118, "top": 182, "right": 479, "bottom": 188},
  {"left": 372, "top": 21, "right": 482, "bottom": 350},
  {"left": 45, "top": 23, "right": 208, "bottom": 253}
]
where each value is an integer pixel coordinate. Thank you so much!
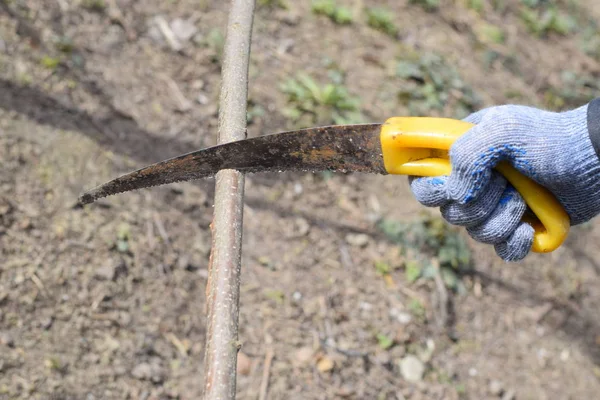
[
  {"left": 440, "top": 172, "right": 506, "bottom": 227},
  {"left": 462, "top": 108, "right": 492, "bottom": 125},
  {"left": 494, "top": 222, "right": 534, "bottom": 262},
  {"left": 409, "top": 176, "right": 449, "bottom": 207},
  {"left": 466, "top": 186, "right": 527, "bottom": 244},
  {"left": 446, "top": 108, "right": 510, "bottom": 204}
]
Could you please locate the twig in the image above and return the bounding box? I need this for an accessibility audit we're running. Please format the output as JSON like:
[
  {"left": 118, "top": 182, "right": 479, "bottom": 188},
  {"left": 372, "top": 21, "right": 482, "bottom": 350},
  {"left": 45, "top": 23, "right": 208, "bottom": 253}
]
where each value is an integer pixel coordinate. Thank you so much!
[
  {"left": 203, "top": 1, "right": 256, "bottom": 399},
  {"left": 154, "top": 16, "right": 183, "bottom": 52},
  {"left": 258, "top": 349, "right": 274, "bottom": 400},
  {"left": 165, "top": 332, "right": 190, "bottom": 357},
  {"left": 159, "top": 73, "right": 192, "bottom": 112},
  {"left": 432, "top": 261, "right": 449, "bottom": 330},
  {"left": 153, "top": 212, "right": 171, "bottom": 246}
]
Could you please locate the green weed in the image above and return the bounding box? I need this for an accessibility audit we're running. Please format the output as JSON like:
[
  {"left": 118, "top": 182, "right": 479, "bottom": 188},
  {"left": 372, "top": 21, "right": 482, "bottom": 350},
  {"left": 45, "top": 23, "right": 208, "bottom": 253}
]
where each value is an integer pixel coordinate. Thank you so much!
[
  {"left": 543, "top": 71, "right": 600, "bottom": 110},
  {"left": 312, "top": 0, "right": 353, "bottom": 25},
  {"left": 81, "top": 0, "right": 106, "bottom": 11},
  {"left": 376, "top": 333, "right": 394, "bottom": 350},
  {"left": 280, "top": 72, "right": 363, "bottom": 127},
  {"left": 465, "top": 0, "right": 484, "bottom": 13},
  {"left": 378, "top": 213, "right": 471, "bottom": 293},
  {"left": 409, "top": 0, "right": 439, "bottom": 12},
  {"left": 520, "top": 6, "right": 576, "bottom": 37},
  {"left": 580, "top": 25, "right": 600, "bottom": 60},
  {"left": 408, "top": 298, "right": 426, "bottom": 320},
  {"left": 264, "top": 289, "right": 285, "bottom": 304},
  {"left": 375, "top": 261, "right": 392, "bottom": 276},
  {"left": 40, "top": 56, "right": 60, "bottom": 70},
  {"left": 365, "top": 7, "right": 398, "bottom": 37},
  {"left": 395, "top": 52, "right": 481, "bottom": 119},
  {"left": 115, "top": 222, "right": 130, "bottom": 253},
  {"left": 474, "top": 22, "right": 505, "bottom": 44},
  {"left": 55, "top": 36, "right": 74, "bottom": 53},
  {"left": 196, "top": 28, "right": 225, "bottom": 64},
  {"left": 258, "top": 0, "right": 288, "bottom": 8}
]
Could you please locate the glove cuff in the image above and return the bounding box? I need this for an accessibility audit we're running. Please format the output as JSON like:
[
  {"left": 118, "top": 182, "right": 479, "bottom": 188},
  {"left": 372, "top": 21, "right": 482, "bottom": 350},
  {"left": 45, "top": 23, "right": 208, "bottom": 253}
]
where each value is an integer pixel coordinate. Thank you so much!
[{"left": 587, "top": 97, "right": 600, "bottom": 160}]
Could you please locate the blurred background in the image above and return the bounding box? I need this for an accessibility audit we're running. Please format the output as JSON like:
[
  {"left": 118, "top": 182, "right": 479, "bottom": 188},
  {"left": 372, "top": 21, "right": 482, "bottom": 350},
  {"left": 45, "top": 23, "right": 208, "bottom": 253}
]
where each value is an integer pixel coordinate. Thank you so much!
[{"left": 2, "top": 0, "right": 600, "bottom": 399}]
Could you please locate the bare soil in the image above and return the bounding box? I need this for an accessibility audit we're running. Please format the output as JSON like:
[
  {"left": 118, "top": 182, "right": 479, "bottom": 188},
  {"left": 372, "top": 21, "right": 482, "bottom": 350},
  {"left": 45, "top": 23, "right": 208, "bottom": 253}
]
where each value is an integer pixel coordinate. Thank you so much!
[{"left": 2, "top": 1, "right": 600, "bottom": 399}]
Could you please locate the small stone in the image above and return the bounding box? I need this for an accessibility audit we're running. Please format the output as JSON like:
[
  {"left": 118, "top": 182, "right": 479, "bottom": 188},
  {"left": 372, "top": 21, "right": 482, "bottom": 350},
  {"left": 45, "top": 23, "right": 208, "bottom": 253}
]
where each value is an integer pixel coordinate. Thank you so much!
[
  {"left": 170, "top": 18, "right": 198, "bottom": 42},
  {"left": 286, "top": 218, "right": 310, "bottom": 237},
  {"left": 502, "top": 389, "right": 516, "bottom": 400},
  {"left": 317, "top": 356, "right": 335, "bottom": 373},
  {"left": 40, "top": 316, "right": 54, "bottom": 330},
  {"left": 345, "top": 233, "right": 370, "bottom": 247},
  {"left": 399, "top": 355, "right": 425, "bottom": 382},
  {"left": 131, "top": 362, "right": 165, "bottom": 383},
  {"left": 196, "top": 93, "right": 209, "bottom": 105},
  {"left": 397, "top": 312, "right": 412, "bottom": 325},
  {"left": 94, "top": 262, "right": 115, "bottom": 281},
  {"left": 191, "top": 79, "right": 205, "bottom": 90},
  {"left": 0, "top": 332, "right": 14, "bottom": 347},
  {"left": 236, "top": 352, "right": 252, "bottom": 376},
  {"left": 489, "top": 380, "right": 504, "bottom": 396},
  {"left": 295, "top": 218, "right": 310, "bottom": 236},
  {"left": 295, "top": 347, "right": 314, "bottom": 365}
]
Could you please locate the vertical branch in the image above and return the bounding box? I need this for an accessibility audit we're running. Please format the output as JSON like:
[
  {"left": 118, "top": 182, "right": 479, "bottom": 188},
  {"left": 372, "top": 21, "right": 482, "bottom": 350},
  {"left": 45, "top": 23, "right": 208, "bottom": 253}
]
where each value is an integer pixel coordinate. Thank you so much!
[{"left": 203, "top": 0, "right": 256, "bottom": 399}]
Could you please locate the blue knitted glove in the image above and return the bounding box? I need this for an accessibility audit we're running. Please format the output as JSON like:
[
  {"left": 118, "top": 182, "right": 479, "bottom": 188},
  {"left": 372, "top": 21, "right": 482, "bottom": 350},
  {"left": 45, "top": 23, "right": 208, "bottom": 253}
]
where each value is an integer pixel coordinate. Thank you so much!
[{"left": 409, "top": 102, "right": 600, "bottom": 261}]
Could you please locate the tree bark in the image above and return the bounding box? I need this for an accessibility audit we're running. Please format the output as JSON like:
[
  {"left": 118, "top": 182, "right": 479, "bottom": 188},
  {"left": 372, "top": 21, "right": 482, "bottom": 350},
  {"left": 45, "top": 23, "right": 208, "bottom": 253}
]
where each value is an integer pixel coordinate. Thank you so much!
[{"left": 203, "top": 1, "right": 256, "bottom": 399}]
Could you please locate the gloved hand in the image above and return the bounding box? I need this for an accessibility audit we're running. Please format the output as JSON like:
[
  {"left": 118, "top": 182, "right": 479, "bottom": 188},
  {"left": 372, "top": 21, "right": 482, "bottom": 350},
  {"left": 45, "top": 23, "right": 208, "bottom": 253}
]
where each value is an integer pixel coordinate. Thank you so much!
[{"left": 409, "top": 102, "right": 600, "bottom": 261}]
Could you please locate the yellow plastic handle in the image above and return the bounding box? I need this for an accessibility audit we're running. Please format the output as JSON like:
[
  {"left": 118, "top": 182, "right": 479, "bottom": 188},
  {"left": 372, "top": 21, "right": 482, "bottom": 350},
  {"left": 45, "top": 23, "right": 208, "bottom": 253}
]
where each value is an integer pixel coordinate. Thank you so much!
[{"left": 380, "top": 117, "right": 570, "bottom": 253}]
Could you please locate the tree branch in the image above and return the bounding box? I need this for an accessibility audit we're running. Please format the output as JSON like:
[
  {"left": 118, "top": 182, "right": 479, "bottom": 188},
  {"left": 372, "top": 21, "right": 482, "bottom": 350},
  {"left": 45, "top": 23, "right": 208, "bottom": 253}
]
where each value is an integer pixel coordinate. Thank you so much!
[{"left": 203, "top": 0, "right": 256, "bottom": 399}]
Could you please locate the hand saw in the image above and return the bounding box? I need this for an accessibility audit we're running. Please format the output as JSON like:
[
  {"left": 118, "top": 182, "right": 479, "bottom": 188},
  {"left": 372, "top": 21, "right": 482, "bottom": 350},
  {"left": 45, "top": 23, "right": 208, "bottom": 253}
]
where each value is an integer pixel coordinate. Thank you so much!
[{"left": 79, "top": 117, "right": 570, "bottom": 253}]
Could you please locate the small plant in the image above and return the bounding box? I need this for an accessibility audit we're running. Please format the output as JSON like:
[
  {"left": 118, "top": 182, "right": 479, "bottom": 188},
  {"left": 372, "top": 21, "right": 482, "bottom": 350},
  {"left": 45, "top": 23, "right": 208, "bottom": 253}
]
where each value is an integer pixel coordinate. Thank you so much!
[
  {"left": 474, "top": 22, "right": 505, "bottom": 44},
  {"left": 365, "top": 7, "right": 398, "bottom": 37},
  {"left": 378, "top": 213, "right": 471, "bottom": 293},
  {"left": 258, "top": 0, "right": 288, "bottom": 8},
  {"left": 196, "top": 28, "right": 225, "bottom": 64},
  {"left": 543, "top": 70, "right": 600, "bottom": 110},
  {"left": 280, "top": 72, "right": 363, "bottom": 127},
  {"left": 409, "top": 0, "right": 439, "bottom": 12},
  {"left": 55, "top": 36, "right": 74, "bottom": 53},
  {"left": 466, "top": 0, "right": 484, "bottom": 13},
  {"left": 115, "top": 222, "right": 130, "bottom": 253},
  {"left": 81, "top": 0, "right": 106, "bottom": 11},
  {"left": 311, "top": 0, "right": 353, "bottom": 25},
  {"left": 40, "top": 56, "right": 61, "bottom": 70},
  {"left": 376, "top": 333, "right": 394, "bottom": 350},
  {"left": 408, "top": 298, "right": 426, "bottom": 320},
  {"left": 395, "top": 52, "right": 481, "bottom": 119},
  {"left": 519, "top": 6, "right": 576, "bottom": 37}
]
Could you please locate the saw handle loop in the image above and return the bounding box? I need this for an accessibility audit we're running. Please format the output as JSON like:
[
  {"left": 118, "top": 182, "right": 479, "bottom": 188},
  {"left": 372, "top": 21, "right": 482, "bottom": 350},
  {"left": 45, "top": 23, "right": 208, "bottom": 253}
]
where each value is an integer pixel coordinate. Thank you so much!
[{"left": 380, "top": 117, "right": 570, "bottom": 253}]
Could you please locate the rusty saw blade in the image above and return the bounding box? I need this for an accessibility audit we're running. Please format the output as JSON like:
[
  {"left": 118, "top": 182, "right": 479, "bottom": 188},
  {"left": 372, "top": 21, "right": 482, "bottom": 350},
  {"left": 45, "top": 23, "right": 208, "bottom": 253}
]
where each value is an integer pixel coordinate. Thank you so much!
[{"left": 79, "top": 124, "right": 387, "bottom": 205}]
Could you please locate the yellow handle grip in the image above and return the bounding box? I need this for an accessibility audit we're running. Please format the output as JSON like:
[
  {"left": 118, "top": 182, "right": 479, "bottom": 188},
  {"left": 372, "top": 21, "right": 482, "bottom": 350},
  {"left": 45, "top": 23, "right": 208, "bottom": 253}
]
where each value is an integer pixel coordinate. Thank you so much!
[{"left": 380, "top": 117, "right": 570, "bottom": 253}]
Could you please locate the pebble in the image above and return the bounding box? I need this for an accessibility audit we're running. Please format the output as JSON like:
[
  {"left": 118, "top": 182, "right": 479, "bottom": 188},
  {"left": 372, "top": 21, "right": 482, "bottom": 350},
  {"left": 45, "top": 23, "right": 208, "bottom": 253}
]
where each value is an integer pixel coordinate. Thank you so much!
[
  {"left": 131, "top": 362, "right": 165, "bottom": 383},
  {"left": 489, "top": 380, "right": 504, "bottom": 396},
  {"left": 399, "top": 355, "right": 425, "bottom": 382},
  {"left": 170, "top": 18, "right": 198, "bottom": 42},
  {"left": 0, "top": 332, "right": 14, "bottom": 347},
  {"left": 94, "top": 262, "right": 116, "bottom": 281},
  {"left": 345, "top": 233, "right": 370, "bottom": 247},
  {"left": 502, "top": 389, "right": 516, "bottom": 400},
  {"left": 294, "top": 347, "right": 314, "bottom": 365},
  {"left": 196, "top": 93, "right": 209, "bottom": 105},
  {"left": 317, "top": 356, "right": 335, "bottom": 372}
]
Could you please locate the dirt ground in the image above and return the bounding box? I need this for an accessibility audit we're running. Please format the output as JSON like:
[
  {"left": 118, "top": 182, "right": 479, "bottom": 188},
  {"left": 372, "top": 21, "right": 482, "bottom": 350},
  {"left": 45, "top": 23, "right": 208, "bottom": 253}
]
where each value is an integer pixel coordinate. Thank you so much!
[{"left": 3, "top": 0, "right": 600, "bottom": 399}]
